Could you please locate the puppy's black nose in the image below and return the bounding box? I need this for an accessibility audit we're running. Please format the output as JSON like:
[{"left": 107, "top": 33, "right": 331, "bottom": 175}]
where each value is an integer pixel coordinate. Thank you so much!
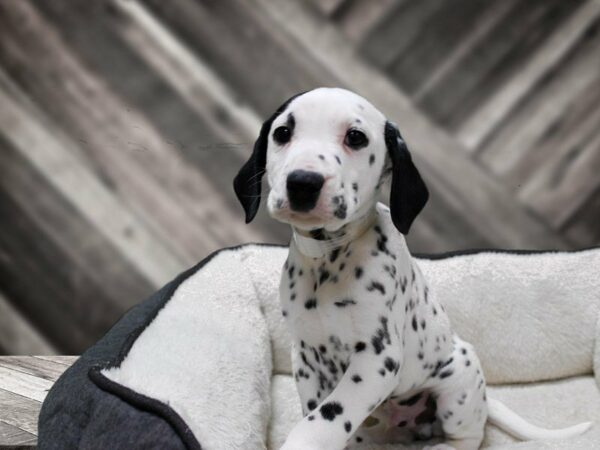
[{"left": 286, "top": 170, "right": 325, "bottom": 212}]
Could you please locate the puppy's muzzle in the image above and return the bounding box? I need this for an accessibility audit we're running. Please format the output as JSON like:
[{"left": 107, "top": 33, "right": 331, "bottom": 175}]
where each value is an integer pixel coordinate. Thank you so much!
[{"left": 286, "top": 170, "right": 325, "bottom": 212}]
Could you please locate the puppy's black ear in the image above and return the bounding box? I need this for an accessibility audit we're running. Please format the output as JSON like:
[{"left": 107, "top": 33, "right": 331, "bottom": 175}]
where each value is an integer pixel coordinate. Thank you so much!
[
  {"left": 233, "top": 93, "right": 303, "bottom": 223},
  {"left": 384, "top": 121, "right": 429, "bottom": 234}
]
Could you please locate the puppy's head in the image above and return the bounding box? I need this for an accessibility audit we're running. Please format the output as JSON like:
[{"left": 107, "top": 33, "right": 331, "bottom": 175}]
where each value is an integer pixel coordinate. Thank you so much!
[{"left": 234, "top": 88, "right": 428, "bottom": 234}]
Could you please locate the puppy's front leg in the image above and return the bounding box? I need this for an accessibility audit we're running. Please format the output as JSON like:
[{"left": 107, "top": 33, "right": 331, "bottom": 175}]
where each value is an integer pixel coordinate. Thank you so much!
[{"left": 281, "top": 349, "right": 402, "bottom": 450}]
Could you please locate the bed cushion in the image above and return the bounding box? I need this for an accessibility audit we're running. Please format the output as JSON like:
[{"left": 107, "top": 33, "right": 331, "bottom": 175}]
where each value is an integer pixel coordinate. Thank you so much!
[{"left": 38, "top": 244, "right": 600, "bottom": 449}]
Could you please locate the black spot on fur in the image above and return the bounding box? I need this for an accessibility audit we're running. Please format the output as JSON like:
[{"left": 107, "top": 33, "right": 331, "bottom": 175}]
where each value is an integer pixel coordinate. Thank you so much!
[
  {"left": 329, "top": 248, "right": 340, "bottom": 263},
  {"left": 335, "top": 155, "right": 341, "bottom": 165},
  {"left": 367, "top": 281, "right": 386, "bottom": 295},
  {"left": 371, "top": 317, "right": 391, "bottom": 354},
  {"left": 355, "top": 341, "right": 366, "bottom": 352},
  {"left": 308, "top": 399, "right": 317, "bottom": 411},
  {"left": 369, "top": 154, "right": 375, "bottom": 166},
  {"left": 384, "top": 357, "right": 398, "bottom": 373},
  {"left": 334, "top": 202, "right": 347, "bottom": 219},
  {"left": 334, "top": 298, "right": 357, "bottom": 307},
  {"left": 398, "top": 392, "right": 422, "bottom": 406},
  {"left": 440, "top": 369, "right": 454, "bottom": 379},
  {"left": 412, "top": 315, "right": 418, "bottom": 331},
  {"left": 351, "top": 374, "right": 362, "bottom": 383},
  {"left": 355, "top": 267, "right": 363, "bottom": 279},
  {"left": 319, "top": 270, "right": 330, "bottom": 284},
  {"left": 320, "top": 402, "right": 343, "bottom": 421},
  {"left": 305, "top": 298, "right": 317, "bottom": 309},
  {"left": 344, "top": 421, "right": 352, "bottom": 433}
]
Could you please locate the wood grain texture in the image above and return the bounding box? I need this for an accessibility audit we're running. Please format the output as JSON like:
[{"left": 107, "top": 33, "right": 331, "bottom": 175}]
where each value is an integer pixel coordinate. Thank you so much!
[
  {"left": 0, "top": 293, "right": 55, "bottom": 356},
  {"left": 0, "top": 358, "right": 70, "bottom": 383},
  {"left": 0, "top": 356, "right": 77, "bottom": 447},
  {"left": 0, "top": 420, "right": 36, "bottom": 448},
  {"left": 458, "top": 0, "right": 600, "bottom": 151},
  {"left": 0, "top": 0, "right": 597, "bottom": 353}
]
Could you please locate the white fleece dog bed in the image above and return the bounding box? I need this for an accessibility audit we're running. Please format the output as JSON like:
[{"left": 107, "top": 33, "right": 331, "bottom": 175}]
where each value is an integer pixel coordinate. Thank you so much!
[{"left": 38, "top": 244, "right": 600, "bottom": 449}]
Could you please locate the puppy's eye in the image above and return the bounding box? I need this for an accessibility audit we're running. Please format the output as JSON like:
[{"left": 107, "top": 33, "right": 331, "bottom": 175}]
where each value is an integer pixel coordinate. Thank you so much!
[
  {"left": 345, "top": 129, "right": 368, "bottom": 149},
  {"left": 273, "top": 126, "right": 292, "bottom": 144}
]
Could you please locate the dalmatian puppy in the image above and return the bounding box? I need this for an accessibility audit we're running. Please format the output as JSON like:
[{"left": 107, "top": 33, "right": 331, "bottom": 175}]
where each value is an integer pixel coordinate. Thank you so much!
[{"left": 233, "top": 88, "right": 591, "bottom": 450}]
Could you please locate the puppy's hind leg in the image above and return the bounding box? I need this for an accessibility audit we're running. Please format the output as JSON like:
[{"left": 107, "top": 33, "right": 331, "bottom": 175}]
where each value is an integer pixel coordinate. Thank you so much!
[{"left": 428, "top": 339, "right": 487, "bottom": 450}]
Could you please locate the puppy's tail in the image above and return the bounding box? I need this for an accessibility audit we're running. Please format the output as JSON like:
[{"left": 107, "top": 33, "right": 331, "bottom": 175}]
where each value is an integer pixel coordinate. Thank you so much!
[{"left": 487, "top": 397, "right": 592, "bottom": 441}]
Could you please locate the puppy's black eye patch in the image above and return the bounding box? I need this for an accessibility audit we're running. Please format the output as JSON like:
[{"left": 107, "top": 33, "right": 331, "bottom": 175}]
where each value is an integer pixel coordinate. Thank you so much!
[
  {"left": 273, "top": 126, "right": 292, "bottom": 144},
  {"left": 345, "top": 128, "right": 368, "bottom": 150}
]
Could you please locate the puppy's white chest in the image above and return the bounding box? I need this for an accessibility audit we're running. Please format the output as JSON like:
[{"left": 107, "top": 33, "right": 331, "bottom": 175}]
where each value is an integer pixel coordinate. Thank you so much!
[
  {"left": 280, "top": 261, "right": 366, "bottom": 347},
  {"left": 279, "top": 233, "right": 403, "bottom": 350}
]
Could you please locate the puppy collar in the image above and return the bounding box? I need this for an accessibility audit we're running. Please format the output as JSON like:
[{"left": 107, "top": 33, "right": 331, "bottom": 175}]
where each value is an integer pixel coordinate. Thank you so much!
[{"left": 292, "top": 211, "right": 377, "bottom": 258}]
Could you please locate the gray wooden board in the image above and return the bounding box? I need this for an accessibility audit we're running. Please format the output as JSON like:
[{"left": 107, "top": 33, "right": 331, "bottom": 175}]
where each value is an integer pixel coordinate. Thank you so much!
[
  {"left": 0, "top": 356, "right": 75, "bottom": 448},
  {"left": 0, "top": 358, "right": 72, "bottom": 383},
  {"left": 416, "top": 0, "right": 583, "bottom": 129},
  {"left": 0, "top": 421, "right": 36, "bottom": 449},
  {"left": 33, "top": 0, "right": 281, "bottom": 242},
  {"left": 0, "top": 134, "right": 147, "bottom": 352},
  {"left": 0, "top": 0, "right": 598, "bottom": 355}
]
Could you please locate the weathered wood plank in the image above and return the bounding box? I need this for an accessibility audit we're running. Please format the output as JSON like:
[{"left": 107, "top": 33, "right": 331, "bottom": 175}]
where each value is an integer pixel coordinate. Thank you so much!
[
  {"left": 521, "top": 126, "right": 600, "bottom": 229},
  {"left": 0, "top": 127, "right": 155, "bottom": 311},
  {"left": 458, "top": 0, "right": 600, "bottom": 151},
  {"left": 359, "top": 0, "right": 444, "bottom": 69},
  {"left": 32, "top": 0, "right": 284, "bottom": 244},
  {"left": 0, "top": 358, "right": 70, "bottom": 383},
  {"left": 0, "top": 178, "right": 123, "bottom": 352},
  {"left": 334, "top": 0, "right": 397, "bottom": 43},
  {"left": 563, "top": 185, "right": 600, "bottom": 246},
  {"left": 0, "top": 421, "right": 36, "bottom": 448},
  {"left": 0, "top": 79, "right": 184, "bottom": 288},
  {"left": 0, "top": 389, "right": 40, "bottom": 435},
  {"left": 10, "top": 0, "right": 280, "bottom": 250},
  {"left": 477, "top": 15, "right": 600, "bottom": 192},
  {"left": 141, "top": 0, "right": 339, "bottom": 117},
  {"left": 304, "top": 0, "right": 349, "bottom": 17},
  {"left": 411, "top": 0, "right": 517, "bottom": 105},
  {"left": 417, "top": 0, "right": 583, "bottom": 129},
  {"left": 387, "top": 0, "right": 500, "bottom": 95},
  {"left": 0, "top": 292, "right": 55, "bottom": 356},
  {"left": 32, "top": 356, "right": 77, "bottom": 367},
  {"left": 0, "top": 368, "right": 52, "bottom": 403},
  {"left": 256, "top": 0, "right": 572, "bottom": 250}
]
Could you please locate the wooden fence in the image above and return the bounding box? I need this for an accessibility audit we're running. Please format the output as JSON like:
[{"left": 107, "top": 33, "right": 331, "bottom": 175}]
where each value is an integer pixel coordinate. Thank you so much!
[{"left": 0, "top": 0, "right": 598, "bottom": 354}]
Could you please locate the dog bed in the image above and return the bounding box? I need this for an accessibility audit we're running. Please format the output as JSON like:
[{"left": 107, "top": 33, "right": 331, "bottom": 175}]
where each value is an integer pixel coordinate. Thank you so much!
[{"left": 38, "top": 244, "right": 600, "bottom": 449}]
